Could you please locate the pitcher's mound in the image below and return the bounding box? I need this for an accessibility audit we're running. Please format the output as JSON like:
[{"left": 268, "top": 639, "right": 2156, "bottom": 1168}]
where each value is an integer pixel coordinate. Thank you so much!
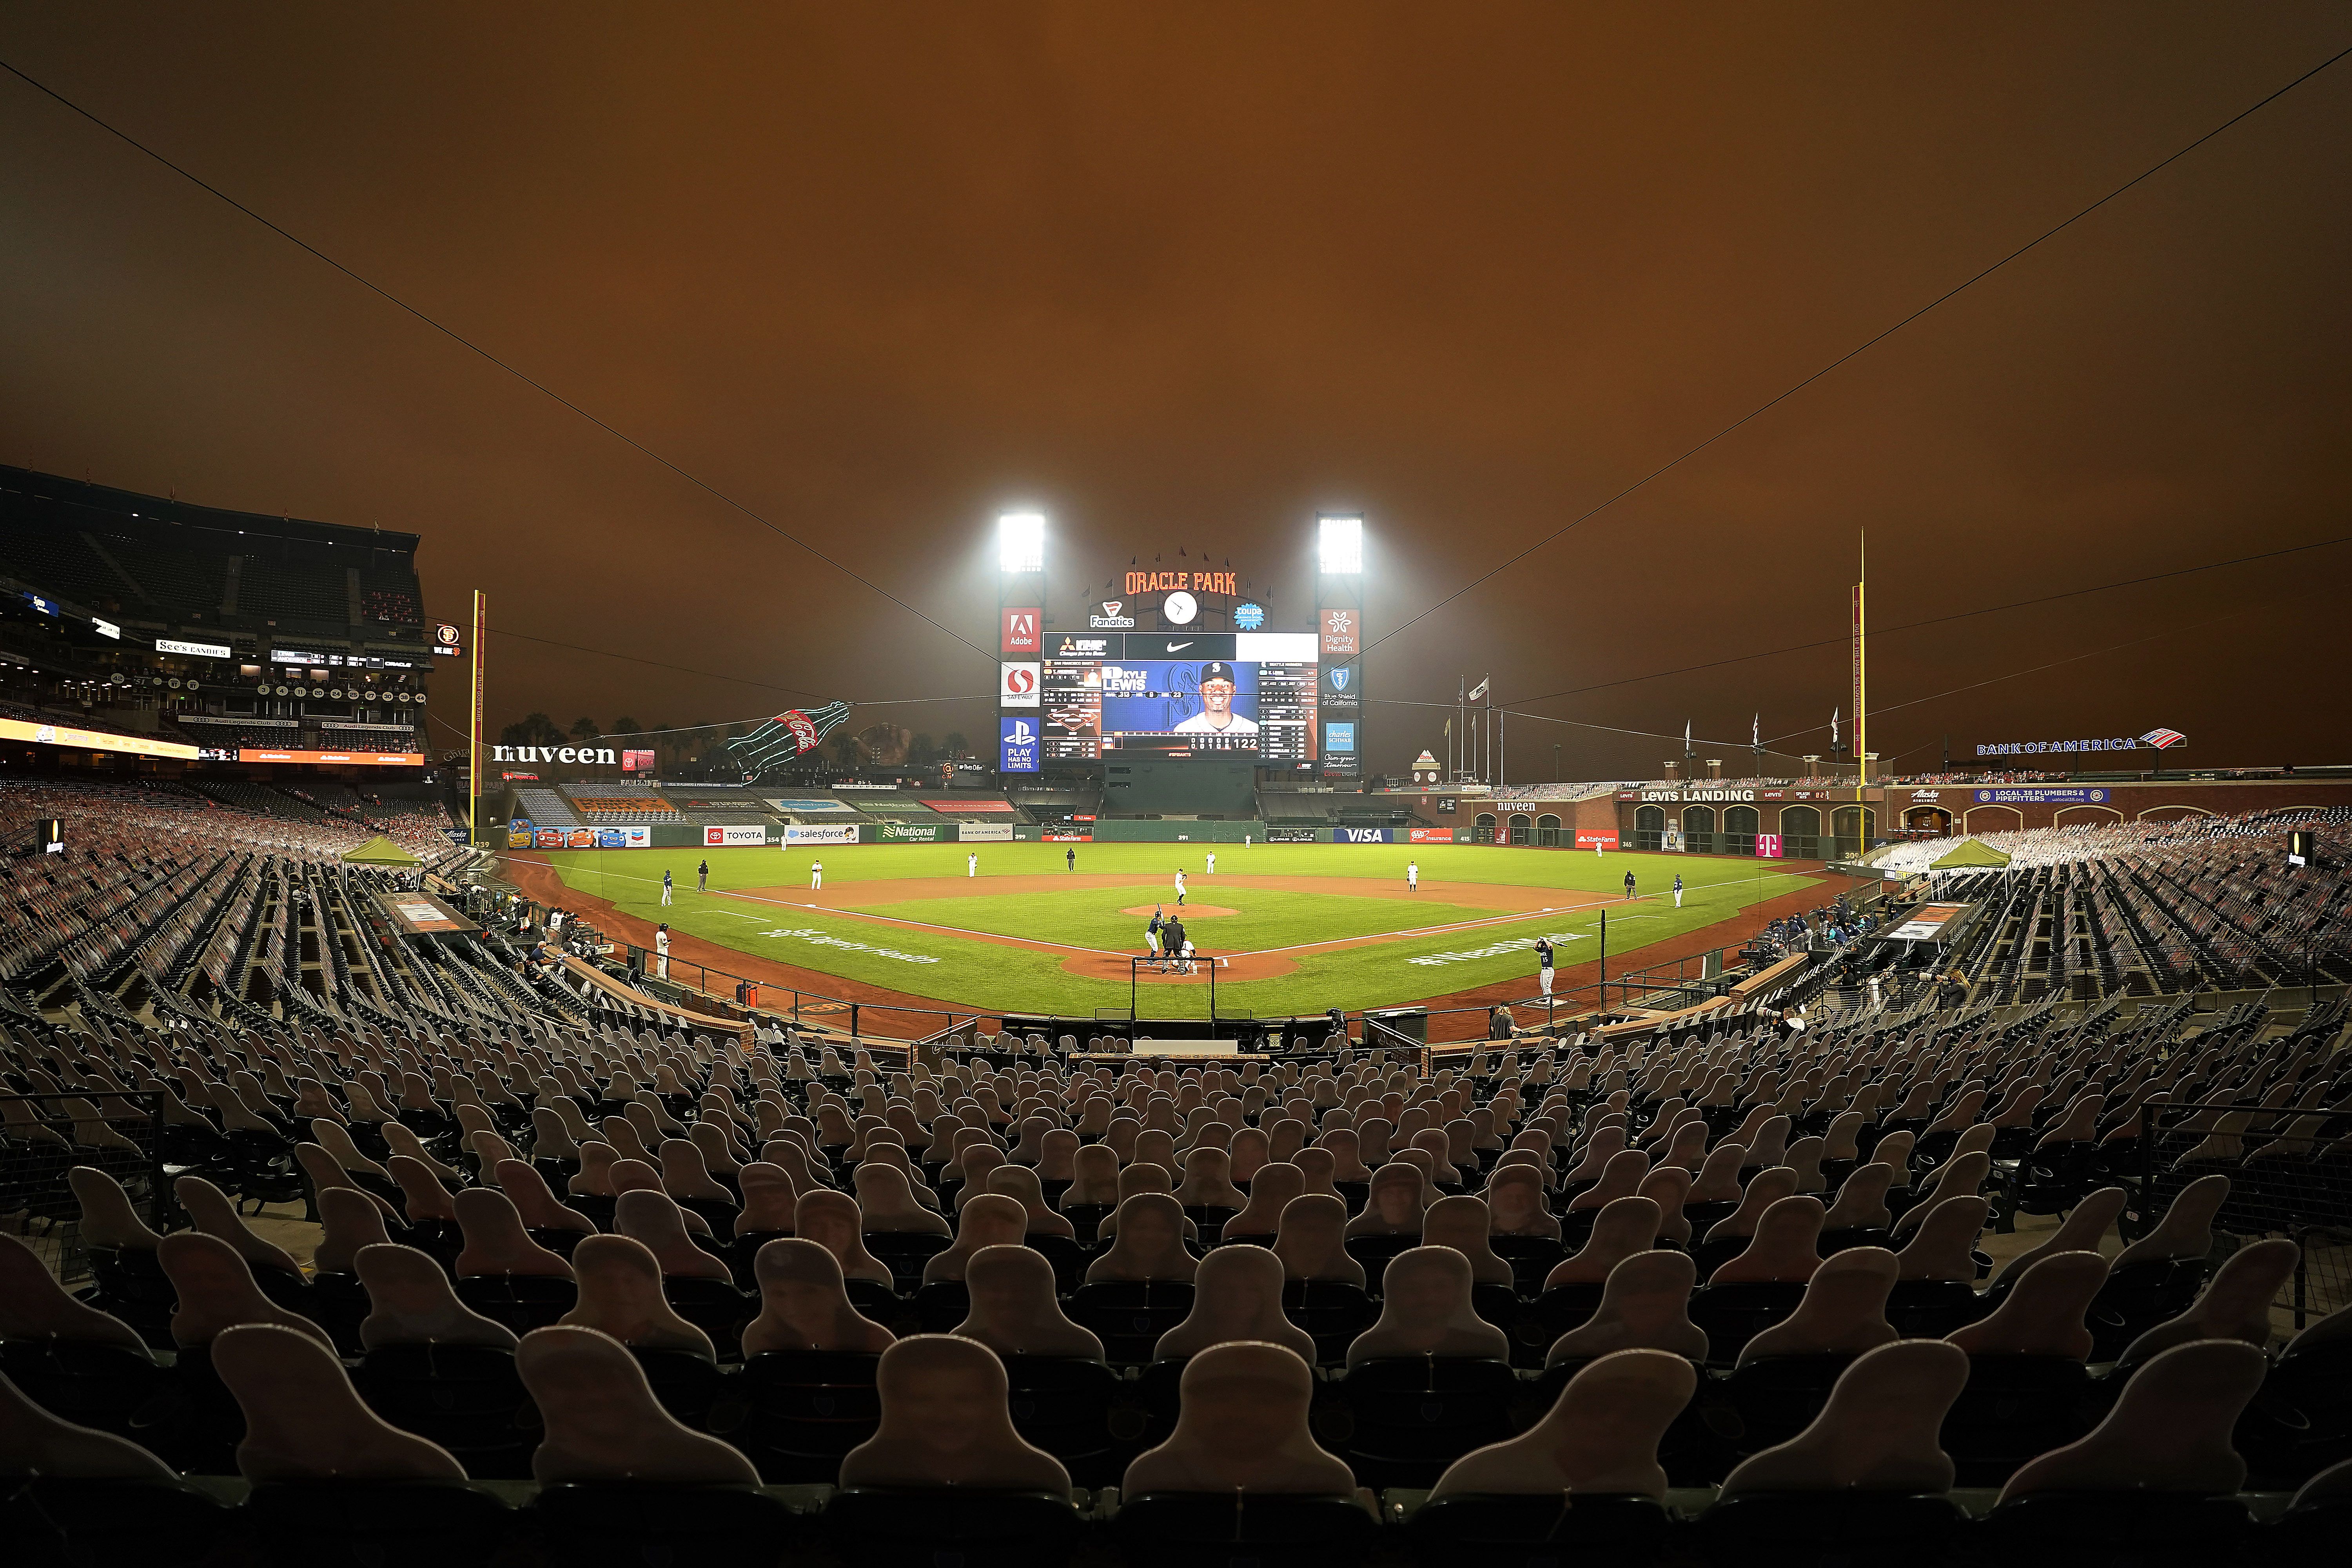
[{"left": 1120, "top": 904, "right": 1238, "bottom": 918}]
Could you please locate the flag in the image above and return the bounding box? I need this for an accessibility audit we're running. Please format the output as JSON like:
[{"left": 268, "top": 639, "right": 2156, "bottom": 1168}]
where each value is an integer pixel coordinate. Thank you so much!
[
  {"left": 1684, "top": 720, "right": 1692, "bottom": 752},
  {"left": 1468, "top": 675, "right": 1489, "bottom": 702},
  {"left": 1444, "top": 719, "right": 1452, "bottom": 737},
  {"left": 1753, "top": 713, "right": 1760, "bottom": 748},
  {"left": 1831, "top": 708, "right": 1840, "bottom": 747}
]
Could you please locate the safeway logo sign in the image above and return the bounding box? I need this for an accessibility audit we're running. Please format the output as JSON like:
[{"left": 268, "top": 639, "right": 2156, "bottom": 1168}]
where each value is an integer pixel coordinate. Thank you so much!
[
  {"left": 999, "top": 662, "right": 1041, "bottom": 708},
  {"left": 1001, "top": 608, "right": 1043, "bottom": 654}
]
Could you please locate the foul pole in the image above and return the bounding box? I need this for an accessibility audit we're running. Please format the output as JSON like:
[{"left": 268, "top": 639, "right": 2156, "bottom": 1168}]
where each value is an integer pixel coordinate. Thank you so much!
[
  {"left": 1851, "top": 532, "right": 1867, "bottom": 783},
  {"left": 469, "top": 588, "right": 486, "bottom": 845}
]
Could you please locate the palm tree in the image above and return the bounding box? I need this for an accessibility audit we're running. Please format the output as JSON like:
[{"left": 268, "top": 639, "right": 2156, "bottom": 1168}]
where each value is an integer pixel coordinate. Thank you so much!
[
  {"left": 611, "top": 716, "right": 641, "bottom": 737},
  {"left": 568, "top": 717, "right": 601, "bottom": 742},
  {"left": 944, "top": 730, "right": 968, "bottom": 757}
]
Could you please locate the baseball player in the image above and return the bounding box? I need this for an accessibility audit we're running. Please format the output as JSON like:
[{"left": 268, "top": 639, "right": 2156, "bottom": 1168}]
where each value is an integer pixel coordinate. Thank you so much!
[
  {"left": 655, "top": 923, "right": 671, "bottom": 980},
  {"left": 661, "top": 868, "right": 673, "bottom": 906},
  {"left": 1535, "top": 936, "right": 1554, "bottom": 997},
  {"left": 697, "top": 859, "right": 709, "bottom": 893},
  {"left": 1065, "top": 846, "right": 1076, "bottom": 871},
  {"left": 1624, "top": 870, "right": 1636, "bottom": 900},
  {"left": 967, "top": 851, "right": 978, "bottom": 878},
  {"left": 811, "top": 859, "right": 824, "bottom": 892},
  {"left": 1594, "top": 837, "right": 1604, "bottom": 858},
  {"left": 1174, "top": 869, "right": 1187, "bottom": 906},
  {"left": 1406, "top": 860, "right": 1418, "bottom": 891},
  {"left": 1673, "top": 872, "right": 1685, "bottom": 909},
  {"left": 1145, "top": 906, "right": 1164, "bottom": 965},
  {"left": 1205, "top": 851, "right": 1216, "bottom": 876}
]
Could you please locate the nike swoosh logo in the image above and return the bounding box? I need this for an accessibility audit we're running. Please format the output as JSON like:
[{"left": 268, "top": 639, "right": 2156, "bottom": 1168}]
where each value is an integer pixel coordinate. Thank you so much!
[{"left": 1166, "top": 642, "right": 1192, "bottom": 651}]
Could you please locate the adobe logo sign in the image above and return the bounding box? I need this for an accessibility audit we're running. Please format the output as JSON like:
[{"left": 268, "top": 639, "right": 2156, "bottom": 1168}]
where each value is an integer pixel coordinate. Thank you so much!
[
  {"left": 999, "top": 661, "right": 1042, "bottom": 708},
  {"left": 1001, "top": 608, "right": 1043, "bottom": 654}
]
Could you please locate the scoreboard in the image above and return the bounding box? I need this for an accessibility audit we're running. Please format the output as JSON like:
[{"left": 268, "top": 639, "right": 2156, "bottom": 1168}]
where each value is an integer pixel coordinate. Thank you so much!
[{"left": 1025, "top": 632, "right": 1320, "bottom": 762}]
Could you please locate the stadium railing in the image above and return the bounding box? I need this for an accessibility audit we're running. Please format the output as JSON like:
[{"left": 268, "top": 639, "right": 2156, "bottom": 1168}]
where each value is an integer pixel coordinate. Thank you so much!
[
  {"left": 0, "top": 1090, "right": 169, "bottom": 1287},
  {"left": 2139, "top": 1098, "right": 2352, "bottom": 1330}
]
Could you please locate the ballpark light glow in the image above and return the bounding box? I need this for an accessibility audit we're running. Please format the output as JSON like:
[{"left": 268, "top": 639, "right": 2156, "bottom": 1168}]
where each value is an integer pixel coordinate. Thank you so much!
[
  {"left": 1318, "top": 515, "right": 1363, "bottom": 575},
  {"left": 998, "top": 511, "right": 1046, "bottom": 573}
]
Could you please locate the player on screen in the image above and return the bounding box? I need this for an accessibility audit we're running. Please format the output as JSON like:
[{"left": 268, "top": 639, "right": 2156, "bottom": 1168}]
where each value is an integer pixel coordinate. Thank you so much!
[{"left": 1170, "top": 661, "right": 1258, "bottom": 736}]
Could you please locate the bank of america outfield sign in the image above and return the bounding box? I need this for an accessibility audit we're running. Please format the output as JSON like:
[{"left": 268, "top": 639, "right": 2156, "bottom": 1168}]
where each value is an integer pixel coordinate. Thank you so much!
[{"left": 1975, "top": 729, "right": 2184, "bottom": 759}]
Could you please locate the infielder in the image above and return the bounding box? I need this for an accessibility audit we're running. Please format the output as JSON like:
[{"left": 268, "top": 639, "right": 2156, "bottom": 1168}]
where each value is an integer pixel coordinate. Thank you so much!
[
  {"left": 967, "top": 852, "right": 978, "bottom": 878},
  {"left": 1205, "top": 851, "right": 1216, "bottom": 875},
  {"left": 811, "top": 859, "right": 824, "bottom": 891},
  {"left": 661, "top": 869, "right": 673, "bottom": 906},
  {"left": 1406, "top": 860, "right": 1419, "bottom": 891},
  {"left": 1673, "top": 872, "right": 1684, "bottom": 909}
]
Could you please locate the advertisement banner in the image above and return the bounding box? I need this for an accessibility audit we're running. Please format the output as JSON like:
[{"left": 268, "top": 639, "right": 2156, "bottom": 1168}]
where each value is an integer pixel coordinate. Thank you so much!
[
  {"left": 1319, "top": 606, "right": 1359, "bottom": 657},
  {"left": 594, "top": 828, "right": 628, "bottom": 849},
  {"left": 1574, "top": 829, "right": 1621, "bottom": 851},
  {"left": 1970, "top": 787, "right": 2112, "bottom": 805},
  {"left": 704, "top": 825, "right": 768, "bottom": 847},
  {"left": 1265, "top": 827, "right": 1321, "bottom": 843},
  {"left": 1043, "top": 831, "right": 1092, "bottom": 842},
  {"left": 1001, "top": 608, "right": 1043, "bottom": 654},
  {"left": 921, "top": 797, "right": 1014, "bottom": 813},
  {"left": 623, "top": 825, "right": 652, "bottom": 849},
  {"left": 1755, "top": 833, "right": 1783, "bottom": 858},
  {"left": 621, "top": 749, "right": 656, "bottom": 773},
  {"left": 507, "top": 828, "right": 534, "bottom": 849},
  {"left": 1408, "top": 827, "right": 1455, "bottom": 844},
  {"left": 784, "top": 823, "right": 859, "bottom": 846},
  {"left": 1332, "top": 827, "right": 1392, "bottom": 844},
  {"left": 566, "top": 829, "right": 596, "bottom": 849},
  {"left": 764, "top": 797, "right": 858, "bottom": 814},
  {"left": 999, "top": 716, "right": 1041, "bottom": 774},
  {"left": 999, "top": 661, "right": 1042, "bottom": 708},
  {"left": 869, "top": 822, "right": 948, "bottom": 844},
  {"left": 958, "top": 822, "right": 1016, "bottom": 842},
  {"left": 535, "top": 829, "right": 564, "bottom": 849},
  {"left": 236, "top": 748, "right": 426, "bottom": 765},
  {"left": 0, "top": 717, "right": 201, "bottom": 760}
]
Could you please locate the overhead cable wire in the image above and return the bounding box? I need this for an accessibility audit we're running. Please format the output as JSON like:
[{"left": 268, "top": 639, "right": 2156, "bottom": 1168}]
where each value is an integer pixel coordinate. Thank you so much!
[
  {"left": 0, "top": 56, "right": 995, "bottom": 664},
  {"left": 1358, "top": 40, "right": 2352, "bottom": 661}
]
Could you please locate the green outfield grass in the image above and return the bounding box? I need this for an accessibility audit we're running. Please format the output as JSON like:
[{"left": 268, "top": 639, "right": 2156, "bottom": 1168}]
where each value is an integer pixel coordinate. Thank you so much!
[{"left": 525, "top": 841, "right": 1819, "bottom": 1019}]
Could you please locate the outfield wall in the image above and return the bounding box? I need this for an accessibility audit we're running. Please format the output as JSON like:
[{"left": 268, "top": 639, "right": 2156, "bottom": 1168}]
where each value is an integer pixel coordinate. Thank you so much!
[{"left": 1090, "top": 819, "right": 1265, "bottom": 843}]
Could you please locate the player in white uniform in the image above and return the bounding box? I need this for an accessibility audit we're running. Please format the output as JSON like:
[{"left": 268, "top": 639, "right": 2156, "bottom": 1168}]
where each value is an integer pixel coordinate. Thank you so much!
[
  {"left": 1174, "top": 870, "right": 1187, "bottom": 906},
  {"left": 811, "top": 859, "right": 823, "bottom": 891},
  {"left": 1406, "top": 860, "right": 1418, "bottom": 891},
  {"left": 1205, "top": 851, "right": 1216, "bottom": 875},
  {"left": 967, "top": 852, "right": 978, "bottom": 877},
  {"left": 661, "top": 869, "right": 673, "bottom": 906},
  {"left": 655, "top": 924, "right": 671, "bottom": 980},
  {"left": 1673, "top": 873, "right": 1684, "bottom": 909}
]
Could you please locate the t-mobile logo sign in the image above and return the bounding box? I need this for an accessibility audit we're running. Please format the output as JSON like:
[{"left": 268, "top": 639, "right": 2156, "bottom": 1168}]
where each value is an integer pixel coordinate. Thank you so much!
[{"left": 1002, "top": 608, "right": 1043, "bottom": 653}]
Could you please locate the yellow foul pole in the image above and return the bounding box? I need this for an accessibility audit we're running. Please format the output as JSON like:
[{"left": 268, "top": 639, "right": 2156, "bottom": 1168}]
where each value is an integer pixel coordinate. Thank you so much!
[{"left": 469, "top": 589, "right": 486, "bottom": 845}]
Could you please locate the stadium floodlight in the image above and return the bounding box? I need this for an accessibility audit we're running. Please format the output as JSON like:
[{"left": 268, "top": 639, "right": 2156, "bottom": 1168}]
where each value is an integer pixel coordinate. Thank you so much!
[
  {"left": 998, "top": 511, "right": 1046, "bottom": 574},
  {"left": 1318, "top": 514, "right": 1363, "bottom": 574}
]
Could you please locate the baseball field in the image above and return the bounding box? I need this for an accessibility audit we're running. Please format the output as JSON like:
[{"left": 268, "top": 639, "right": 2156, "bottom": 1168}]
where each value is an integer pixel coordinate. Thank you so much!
[{"left": 514, "top": 841, "right": 1828, "bottom": 1021}]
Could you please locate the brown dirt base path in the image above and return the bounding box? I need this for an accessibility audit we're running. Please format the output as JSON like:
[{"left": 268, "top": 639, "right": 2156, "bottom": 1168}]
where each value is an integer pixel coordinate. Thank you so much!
[{"left": 499, "top": 852, "right": 1873, "bottom": 1032}]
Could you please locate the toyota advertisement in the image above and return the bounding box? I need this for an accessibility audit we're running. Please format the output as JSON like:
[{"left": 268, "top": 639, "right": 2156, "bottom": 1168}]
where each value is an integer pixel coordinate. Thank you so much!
[{"left": 704, "top": 825, "right": 767, "bottom": 846}]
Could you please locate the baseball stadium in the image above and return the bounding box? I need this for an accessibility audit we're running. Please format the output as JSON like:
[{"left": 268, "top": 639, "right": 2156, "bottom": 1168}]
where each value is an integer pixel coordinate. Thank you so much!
[{"left": 7, "top": 11, "right": 2352, "bottom": 1566}]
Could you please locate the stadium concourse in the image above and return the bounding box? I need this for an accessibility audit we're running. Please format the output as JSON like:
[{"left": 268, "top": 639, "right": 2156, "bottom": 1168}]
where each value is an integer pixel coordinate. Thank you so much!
[{"left": 5, "top": 773, "right": 2352, "bottom": 1567}]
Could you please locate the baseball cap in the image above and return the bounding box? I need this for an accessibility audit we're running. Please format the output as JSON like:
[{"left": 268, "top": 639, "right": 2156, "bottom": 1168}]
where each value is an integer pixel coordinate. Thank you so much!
[{"left": 1200, "top": 661, "right": 1236, "bottom": 684}]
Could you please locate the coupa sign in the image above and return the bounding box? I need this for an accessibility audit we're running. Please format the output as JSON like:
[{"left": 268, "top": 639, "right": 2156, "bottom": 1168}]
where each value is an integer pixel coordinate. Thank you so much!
[{"left": 490, "top": 744, "right": 621, "bottom": 765}]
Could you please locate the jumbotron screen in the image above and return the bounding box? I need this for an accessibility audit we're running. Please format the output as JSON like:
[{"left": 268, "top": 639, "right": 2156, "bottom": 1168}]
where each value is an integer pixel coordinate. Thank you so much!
[{"left": 1039, "top": 632, "right": 1318, "bottom": 760}]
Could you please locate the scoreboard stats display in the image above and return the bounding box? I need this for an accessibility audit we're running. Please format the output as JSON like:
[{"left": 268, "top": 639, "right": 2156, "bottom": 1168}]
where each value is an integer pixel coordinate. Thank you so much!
[{"left": 1037, "top": 632, "right": 1318, "bottom": 760}]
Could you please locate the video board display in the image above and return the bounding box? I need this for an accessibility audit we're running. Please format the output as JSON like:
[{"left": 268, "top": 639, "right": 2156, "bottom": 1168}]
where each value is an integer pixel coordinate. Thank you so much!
[{"left": 1036, "top": 632, "right": 1318, "bottom": 760}]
